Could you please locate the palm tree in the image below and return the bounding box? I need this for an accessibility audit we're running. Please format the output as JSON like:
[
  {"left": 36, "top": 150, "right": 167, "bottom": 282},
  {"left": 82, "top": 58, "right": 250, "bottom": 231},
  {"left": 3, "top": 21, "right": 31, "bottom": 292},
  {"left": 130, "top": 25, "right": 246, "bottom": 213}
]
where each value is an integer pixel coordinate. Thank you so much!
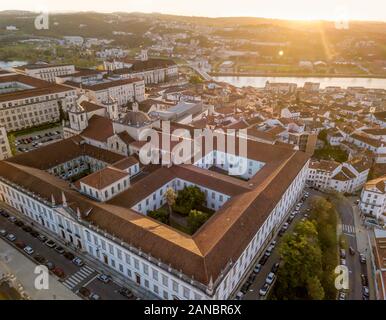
[{"left": 164, "top": 187, "right": 177, "bottom": 224}]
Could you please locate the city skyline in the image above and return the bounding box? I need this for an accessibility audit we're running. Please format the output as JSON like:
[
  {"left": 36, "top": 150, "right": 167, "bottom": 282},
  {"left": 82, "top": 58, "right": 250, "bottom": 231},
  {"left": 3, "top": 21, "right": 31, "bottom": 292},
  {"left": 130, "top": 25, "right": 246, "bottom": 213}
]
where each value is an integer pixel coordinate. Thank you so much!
[{"left": 0, "top": 0, "right": 385, "bottom": 22}]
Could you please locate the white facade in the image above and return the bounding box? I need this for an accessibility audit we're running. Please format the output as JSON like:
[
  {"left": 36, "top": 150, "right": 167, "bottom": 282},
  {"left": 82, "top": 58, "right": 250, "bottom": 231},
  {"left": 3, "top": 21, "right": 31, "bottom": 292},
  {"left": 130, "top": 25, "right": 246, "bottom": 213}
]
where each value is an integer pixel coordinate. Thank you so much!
[
  {"left": 360, "top": 176, "right": 386, "bottom": 221},
  {"left": 0, "top": 126, "right": 11, "bottom": 160}
]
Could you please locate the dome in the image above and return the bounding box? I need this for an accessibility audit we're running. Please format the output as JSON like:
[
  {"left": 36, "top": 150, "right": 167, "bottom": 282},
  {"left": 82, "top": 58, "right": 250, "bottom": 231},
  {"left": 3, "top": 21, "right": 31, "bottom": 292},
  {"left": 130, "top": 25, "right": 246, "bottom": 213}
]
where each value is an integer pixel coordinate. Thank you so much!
[{"left": 121, "top": 110, "right": 151, "bottom": 127}]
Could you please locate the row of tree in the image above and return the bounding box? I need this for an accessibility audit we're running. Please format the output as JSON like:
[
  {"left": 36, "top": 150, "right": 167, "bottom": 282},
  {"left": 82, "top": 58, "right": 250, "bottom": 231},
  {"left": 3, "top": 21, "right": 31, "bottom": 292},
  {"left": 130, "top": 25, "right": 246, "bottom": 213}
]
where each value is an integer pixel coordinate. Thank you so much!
[{"left": 272, "top": 196, "right": 338, "bottom": 299}]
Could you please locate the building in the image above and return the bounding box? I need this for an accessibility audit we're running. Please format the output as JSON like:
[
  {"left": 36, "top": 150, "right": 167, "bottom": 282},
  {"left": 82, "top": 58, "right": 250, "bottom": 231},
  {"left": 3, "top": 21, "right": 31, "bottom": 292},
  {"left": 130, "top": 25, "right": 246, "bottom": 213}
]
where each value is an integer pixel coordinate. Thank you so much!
[
  {"left": 373, "top": 229, "right": 386, "bottom": 300},
  {"left": 307, "top": 158, "right": 370, "bottom": 193},
  {"left": 0, "top": 74, "right": 77, "bottom": 131},
  {"left": 13, "top": 63, "right": 76, "bottom": 83},
  {"left": 265, "top": 82, "right": 297, "bottom": 95},
  {"left": 104, "top": 52, "right": 178, "bottom": 85},
  {"left": 0, "top": 126, "right": 11, "bottom": 160},
  {"left": 360, "top": 175, "right": 386, "bottom": 221},
  {"left": 63, "top": 78, "right": 145, "bottom": 106},
  {"left": 0, "top": 136, "right": 309, "bottom": 300}
]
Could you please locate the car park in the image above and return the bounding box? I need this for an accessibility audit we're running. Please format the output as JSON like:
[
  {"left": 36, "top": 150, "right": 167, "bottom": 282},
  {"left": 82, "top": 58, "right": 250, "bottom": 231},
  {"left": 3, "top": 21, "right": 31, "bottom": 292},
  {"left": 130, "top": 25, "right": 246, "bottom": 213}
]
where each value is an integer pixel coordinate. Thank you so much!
[
  {"left": 73, "top": 257, "right": 84, "bottom": 267},
  {"left": 259, "top": 283, "right": 270, "bottom": 296},
  {"left": 6, "top": 233, "right": 16, "bottom": 241},
  {"left": 45, "top": 239, "right": 56, "bottom": 248},
  {"left": 97, "top": 274, "right": 111, "bottom": 284},
  {"left": 23, "top": 246, "right": 34, "bottom": 255}
]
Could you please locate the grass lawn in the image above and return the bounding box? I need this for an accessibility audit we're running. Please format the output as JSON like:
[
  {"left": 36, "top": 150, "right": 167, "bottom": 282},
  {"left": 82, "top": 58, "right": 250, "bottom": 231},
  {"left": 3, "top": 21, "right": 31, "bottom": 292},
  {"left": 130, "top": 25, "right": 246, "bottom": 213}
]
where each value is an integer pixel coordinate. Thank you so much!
[
  {"left": 9, "top": 121, "right": 61, "bottom": 138},
  {"left": 313, "top": 146, "right": 348, "bottom": 163}
]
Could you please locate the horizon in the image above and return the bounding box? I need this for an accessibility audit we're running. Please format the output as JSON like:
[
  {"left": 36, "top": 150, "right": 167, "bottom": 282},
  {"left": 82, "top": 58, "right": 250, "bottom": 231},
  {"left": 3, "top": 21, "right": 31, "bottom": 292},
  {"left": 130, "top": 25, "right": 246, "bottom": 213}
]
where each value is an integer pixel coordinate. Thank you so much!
[{"left": 0, "top": 0, "right": 385, "bottom": 22}]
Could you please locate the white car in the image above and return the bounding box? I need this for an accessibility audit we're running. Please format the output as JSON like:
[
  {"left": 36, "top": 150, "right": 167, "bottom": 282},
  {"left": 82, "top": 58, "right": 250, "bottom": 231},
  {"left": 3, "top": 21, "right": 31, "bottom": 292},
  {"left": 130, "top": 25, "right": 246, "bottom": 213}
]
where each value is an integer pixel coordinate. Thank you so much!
[
  {"left": 340, "top": 259, "right": 346, "bottom": 266},
  {"left": 259, "top": 283, "right": 270, "bottom": 296},
  {"left": 6, "top": 233, "right": 16, "bottom": 241},
  {"left": 73, "top": 257, "right": 84, "bottom": 267},
  {"left": 235, "top": 291, "right": 244, "bottom": 300},
  {"left": 265, "top": 272, "right": 276, "bottom": 285},
  {"left": 0, "top": 229, "right": 7, "bottom": 237},
  {"left": 24, "top": 246, "right": 34, "bottom": 255},
  {"left": 253, "top": 264, "right": 261, "bottom": 274}
]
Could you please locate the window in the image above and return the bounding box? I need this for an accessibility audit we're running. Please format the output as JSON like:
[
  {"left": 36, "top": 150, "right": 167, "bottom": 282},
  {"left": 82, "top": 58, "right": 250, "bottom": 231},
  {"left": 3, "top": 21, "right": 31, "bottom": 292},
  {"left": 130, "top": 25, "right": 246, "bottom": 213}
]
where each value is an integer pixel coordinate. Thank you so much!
[
  {"left": 172, "top": 280, "right": 178, "bottom": 293},
  {"left": 183, "top": 286, "right": 190, "bottom": 299},
  {"left": 152, "top": 269, "right": 158, "bottom": 281},
  {"left": 125, "top": 253, "right": 131, "bottom": 265},
  {"left": 134, "top": 258, "right": 139, "bottom": 270},
  {"left": 143, "top": 264, "right": 149, "bottom": 275},
  {"left": 153, "top": 285, "right": 159, "bottom": 294},
  {"left": 162, "top": 274, "right": 168, "bottom": 287}
]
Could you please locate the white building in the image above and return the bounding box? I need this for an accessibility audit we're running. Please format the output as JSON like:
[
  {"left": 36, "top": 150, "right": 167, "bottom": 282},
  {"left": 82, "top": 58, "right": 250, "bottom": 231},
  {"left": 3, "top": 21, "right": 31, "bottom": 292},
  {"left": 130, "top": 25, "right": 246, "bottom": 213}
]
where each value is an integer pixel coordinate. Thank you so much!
[
  {"left": 13, "top": 63, "right": 76, "bottom": 83},
  {"left": 0, "top": 74, "right": 77, "bottom": 131},
  {"left": 0, "top": 126, "right": 11, "bottom": 160},
  {"left": 307, "top": 158, "right": 370, "bottom": 193},
  {"left": 0, "top": 136, "right": 309, "bottom": 300},
  {"left": 360, "top": 175, "right": 386, "bottom": 221}
]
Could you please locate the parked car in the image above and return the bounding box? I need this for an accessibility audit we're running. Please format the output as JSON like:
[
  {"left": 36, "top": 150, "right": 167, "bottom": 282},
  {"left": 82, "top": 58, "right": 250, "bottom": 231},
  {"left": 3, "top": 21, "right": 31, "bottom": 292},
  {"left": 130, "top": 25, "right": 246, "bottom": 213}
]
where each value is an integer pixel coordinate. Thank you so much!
[
  {"left": 361, "top": 274, "right": 368, "bottom": 286},
  {"left": 253, "top": 264, "right": 261, "bottom": 274},
  {"left": 240, "top": 283, "right": 250, "bottom": 294},
  {"left": 338, "top": 291, "right": 346, "bottom": 300},
  {"left": 362, "top": 286, "right": 369, "bottom": 297},
  {"left": 55, "top": 246, "right": 65, "bottom": 254},
  {"left": 235, "top": 291, "right": 244, "bottom": 300},
  {"left": 8, "top": 216, "right": 17, "bottom": 223},
  {"left": 271, "top": 262, "right": 280, "bottom": 273},
  {"left": 118, "top": 288, "right": 134, "bottom": 299},
  {"left": 45, "top": 239, "right": 56, "bottom": 248},
  {"left": 0, "top": 211, "right": 9, "bottom": 218},
  {"left": 0, "top": 229, "right": 7, "bottom": 237},
  {"left": 45, "top": 261, "right": 55, "bottom": 271},
  {"left": 264, "top": 250, "right": 271, "bottom": 257},
  {"left": 340, "top": 259, "right": 346, "bottom": 266},
  {"left": 89, "top": 293, "right": 101, "bottom": 300},
  {"left": 15, "top": 241, "right": 26, "bottom": 249},
  {"left": 247, "top": 273, "right": 256, "bottom": 283},
  {"left": 22, "top": 226, "right": 32, "bottom": 233},
  {"left": 52, "top": 267, "right": 65, "bottom": 278},
  {"left": 79, "top": 287, "right": 91, "bottom": 297},
  {"left": 97, "top": 274, "right": 111, "bottom": 284},
  {"left": 37, "top": 234, "right": 47, "bottom": 242},
  {"left": 259, "top": 283, "right": 270, "bottom": 296},
  {"left": 6, "top": 233, "right": 16, "bottom": 241},
  {"left": 64, "top": 252, "right": 75, "bottom": 260},
  {"left": 14, "top": 220, "right": 24, "bottom": 227},
  {"left": 72, "top": 257, "right": 84, "bottom": 267},
  {"left": 360, "top": 253, "right": 366, "bottom": 264},
  {"left": 265, "top": 272, "right": 276, "bottom": 285},
  {"left": 30, "top": 231, "right": 39, "bottom": 238},
  {"left": 349, "top": 247, "right": 355, "bottom": 255},
  {"left": 340, "top": 249, "right": 346, "bottom": 259},
  {"left": 259, "top": 255, "right": 268, "bottom": 265},
  {"left": 33, "top": 255, "right": 46, "bottom": 264},
  {"left": 23, "top": 246, "right": 34, "bottom": 255}
]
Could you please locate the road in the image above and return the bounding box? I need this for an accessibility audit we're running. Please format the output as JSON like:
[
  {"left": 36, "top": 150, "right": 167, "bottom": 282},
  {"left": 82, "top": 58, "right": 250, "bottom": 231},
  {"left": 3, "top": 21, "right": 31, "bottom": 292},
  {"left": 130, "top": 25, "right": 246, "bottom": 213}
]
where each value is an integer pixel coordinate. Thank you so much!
[
  {"left": 243, "top": 189, "right": 313, "bottom": 300},
  {"left": 0, "top": 210, "right": 135, "bottom": 300}
]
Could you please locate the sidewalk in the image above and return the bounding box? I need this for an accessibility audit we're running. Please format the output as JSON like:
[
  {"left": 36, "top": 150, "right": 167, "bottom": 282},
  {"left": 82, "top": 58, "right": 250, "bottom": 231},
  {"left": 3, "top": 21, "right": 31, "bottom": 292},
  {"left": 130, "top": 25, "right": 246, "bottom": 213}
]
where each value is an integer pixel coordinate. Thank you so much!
[{"left": 0, "top": 239, "right": 80, "bottom": 300}]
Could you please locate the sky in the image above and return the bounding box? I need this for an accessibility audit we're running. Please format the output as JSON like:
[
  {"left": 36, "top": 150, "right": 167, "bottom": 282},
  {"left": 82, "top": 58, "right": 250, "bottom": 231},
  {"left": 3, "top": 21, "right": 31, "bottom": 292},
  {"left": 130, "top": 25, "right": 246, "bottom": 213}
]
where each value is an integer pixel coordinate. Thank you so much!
[{"left": 0, "top": 0, "right": 385, "bottom": 22}]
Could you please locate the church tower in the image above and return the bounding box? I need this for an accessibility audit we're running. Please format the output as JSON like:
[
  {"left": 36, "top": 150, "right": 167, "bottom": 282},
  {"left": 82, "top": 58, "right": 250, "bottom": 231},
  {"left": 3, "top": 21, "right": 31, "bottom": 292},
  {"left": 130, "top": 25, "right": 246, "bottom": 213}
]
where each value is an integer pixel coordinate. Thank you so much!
[
  {"left": 103, "top": 95, "right": 118, "bottom": 120},
  {"left": 68, "top": 96, "right": 88, "bottom": 132}
]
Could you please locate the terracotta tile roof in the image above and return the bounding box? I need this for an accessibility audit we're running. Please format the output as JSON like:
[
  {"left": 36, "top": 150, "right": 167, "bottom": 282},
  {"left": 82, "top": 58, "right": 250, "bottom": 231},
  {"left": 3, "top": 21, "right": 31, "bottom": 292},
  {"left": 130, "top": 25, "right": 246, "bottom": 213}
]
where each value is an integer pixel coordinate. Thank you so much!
[
  {"left": 79, "top": 166, "right": 129, "bottom": 190},
  {"left": 112, "top": 156, "right": 138, "bottom": 171},
  {"left": 81, "top": 115, "right": 114, "bottom": 142},
  {"left": 80, "top": 101, "right": 104, "bottom": 113}
]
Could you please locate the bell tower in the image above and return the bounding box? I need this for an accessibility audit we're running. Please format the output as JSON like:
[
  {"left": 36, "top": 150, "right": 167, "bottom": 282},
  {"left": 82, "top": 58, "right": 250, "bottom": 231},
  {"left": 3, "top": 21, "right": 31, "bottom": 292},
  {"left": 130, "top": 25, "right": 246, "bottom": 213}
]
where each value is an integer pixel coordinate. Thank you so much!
[{"left": 69, "top": 96, "right": 88, "bottom": 132}]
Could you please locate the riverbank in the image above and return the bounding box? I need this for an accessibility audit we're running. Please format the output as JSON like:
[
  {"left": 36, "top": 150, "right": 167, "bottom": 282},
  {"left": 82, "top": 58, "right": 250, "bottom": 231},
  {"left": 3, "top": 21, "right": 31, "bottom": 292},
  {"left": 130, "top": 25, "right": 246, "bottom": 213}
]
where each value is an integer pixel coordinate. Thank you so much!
[{"left": 210, "top": 72, "right": 386, "bottom": 79}]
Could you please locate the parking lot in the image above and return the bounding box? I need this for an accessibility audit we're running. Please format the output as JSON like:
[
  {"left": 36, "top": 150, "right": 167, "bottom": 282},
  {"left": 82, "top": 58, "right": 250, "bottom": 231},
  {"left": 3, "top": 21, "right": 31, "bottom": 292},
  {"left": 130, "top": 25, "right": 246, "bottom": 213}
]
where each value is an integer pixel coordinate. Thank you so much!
[
  {"left": 13, "top": 126, "right": 63, "bottom": 154},
  {"left": 0, "top": 209, "right": 138, "bottom": 300}
]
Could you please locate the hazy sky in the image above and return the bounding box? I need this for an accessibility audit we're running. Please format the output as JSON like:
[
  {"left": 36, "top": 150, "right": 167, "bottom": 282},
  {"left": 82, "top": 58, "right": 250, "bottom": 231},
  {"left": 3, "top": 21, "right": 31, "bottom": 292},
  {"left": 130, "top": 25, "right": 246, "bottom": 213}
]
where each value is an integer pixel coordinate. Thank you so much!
[{"left": 1, "top": 0, "right": 385, "bottom": 21}]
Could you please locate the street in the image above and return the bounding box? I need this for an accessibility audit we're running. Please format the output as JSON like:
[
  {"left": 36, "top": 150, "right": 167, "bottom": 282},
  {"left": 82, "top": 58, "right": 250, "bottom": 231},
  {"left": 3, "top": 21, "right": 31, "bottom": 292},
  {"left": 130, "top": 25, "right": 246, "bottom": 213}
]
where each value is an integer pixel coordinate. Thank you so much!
[{"left": 0, "top": 209, "right": 135, "bottom": 300}]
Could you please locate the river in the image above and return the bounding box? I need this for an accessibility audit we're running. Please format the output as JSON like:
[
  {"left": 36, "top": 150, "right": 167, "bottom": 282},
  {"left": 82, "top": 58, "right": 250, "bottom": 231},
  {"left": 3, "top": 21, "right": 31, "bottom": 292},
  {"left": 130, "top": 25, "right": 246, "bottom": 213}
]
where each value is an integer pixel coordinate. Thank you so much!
[
  {"left": 213, "top": 76, "right": 386, "bottom": 90},
  {"left": 0, "top": 61, "right": 27, "bottom": 69}
]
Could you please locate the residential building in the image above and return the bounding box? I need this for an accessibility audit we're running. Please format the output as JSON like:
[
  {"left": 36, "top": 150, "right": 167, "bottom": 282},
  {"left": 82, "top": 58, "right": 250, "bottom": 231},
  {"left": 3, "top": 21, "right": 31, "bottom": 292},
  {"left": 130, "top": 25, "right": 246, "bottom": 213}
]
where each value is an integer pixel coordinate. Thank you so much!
[{"left": 13, "top": 63, "right": 76, "bottom": 83}]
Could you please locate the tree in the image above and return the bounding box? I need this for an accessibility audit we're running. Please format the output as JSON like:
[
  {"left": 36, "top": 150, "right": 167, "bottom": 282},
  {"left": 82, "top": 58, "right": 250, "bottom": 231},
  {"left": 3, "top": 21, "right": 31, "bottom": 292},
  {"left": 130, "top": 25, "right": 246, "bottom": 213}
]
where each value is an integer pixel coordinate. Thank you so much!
[
  {"left": 174, "top": 186, "right": 206, "bottom": 216},
  {"left": 187, "top": 210, "right": 209, "bottom": 234},
  {"left": 148, "top": 208, "right": 169, "bottom": 224},
  {"left": 164, "top": 187, "right": 177, "bottom": 224},
  {"left": 189, "top": 75, "right": 203, "bottom": 84}
]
